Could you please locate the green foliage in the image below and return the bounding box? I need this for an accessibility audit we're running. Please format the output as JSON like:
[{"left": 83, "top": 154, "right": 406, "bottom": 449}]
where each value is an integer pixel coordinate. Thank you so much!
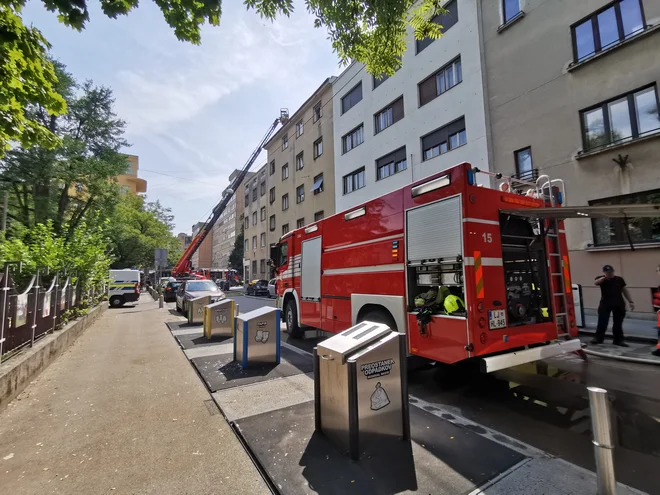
[
  {"left": 0, "top": 3, "right": 66, "bottom": 156},
  {"left": 228, "top": 227, "right": 244, "bottom": 271}
]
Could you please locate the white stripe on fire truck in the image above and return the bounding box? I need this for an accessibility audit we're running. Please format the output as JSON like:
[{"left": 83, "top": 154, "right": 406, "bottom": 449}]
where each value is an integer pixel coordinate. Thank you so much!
[
  {"left": 462, "top": 218, "right": 500, "bottom": 226},
  {"left": 464, "top": 257, "right": 503, "bottom": 266},
  {"left": 323, "top": 263, "right": 404, "bottom": 276},
  {"left": 324, "top": 234, "right": 402, "bottom": 253}
]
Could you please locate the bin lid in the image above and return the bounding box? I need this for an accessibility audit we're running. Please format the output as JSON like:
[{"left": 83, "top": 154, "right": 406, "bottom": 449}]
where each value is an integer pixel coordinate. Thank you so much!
[
  {"left": 206, "top": 299, "right": 233, "bottom": 310},
  {"left": 318, "top": 321, "right": 392, "bottom": 362},
  {"left": 237, "top": 305, "right": 278, "bottom": 322}
]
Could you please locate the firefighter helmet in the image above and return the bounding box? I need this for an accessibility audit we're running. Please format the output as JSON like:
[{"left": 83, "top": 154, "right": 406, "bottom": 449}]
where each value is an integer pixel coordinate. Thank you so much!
[{"left": 444, "top": 295, "right": 465, "bottom": 314}]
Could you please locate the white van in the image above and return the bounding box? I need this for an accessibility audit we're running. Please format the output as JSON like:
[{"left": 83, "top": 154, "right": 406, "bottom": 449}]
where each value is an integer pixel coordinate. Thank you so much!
[{"left": 109, "top": 269, "right": 141, "bottom": 308}]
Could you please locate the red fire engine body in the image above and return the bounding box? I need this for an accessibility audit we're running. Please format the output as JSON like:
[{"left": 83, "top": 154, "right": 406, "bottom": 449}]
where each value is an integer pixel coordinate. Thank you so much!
[{"left": 272, "top": 162, "right": 581, "bottom": 372}]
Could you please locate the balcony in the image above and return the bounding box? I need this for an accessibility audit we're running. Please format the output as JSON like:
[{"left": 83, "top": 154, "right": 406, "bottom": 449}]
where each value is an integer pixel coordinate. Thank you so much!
[{"left": 511, "top": 168, "right": 539, "bottom": 183}]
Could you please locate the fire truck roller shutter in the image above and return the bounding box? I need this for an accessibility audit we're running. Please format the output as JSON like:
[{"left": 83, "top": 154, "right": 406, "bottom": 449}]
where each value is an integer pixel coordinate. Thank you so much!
[
  {"left": 406, "top": 196, "right": 462, "bottom": 261},
  {"left": 301, "top": 236, "right": 322, "bottom": 301}
]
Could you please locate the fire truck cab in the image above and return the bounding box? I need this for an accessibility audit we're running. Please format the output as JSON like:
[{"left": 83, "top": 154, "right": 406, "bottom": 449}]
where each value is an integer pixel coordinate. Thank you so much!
[{"left": 271, "top": 162, "right": 581, "bottom": 372}]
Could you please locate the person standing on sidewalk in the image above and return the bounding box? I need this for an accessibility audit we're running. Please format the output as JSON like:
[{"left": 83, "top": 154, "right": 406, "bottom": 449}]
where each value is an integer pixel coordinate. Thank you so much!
[{"left": 591, "top": 265, "right": 634, "bottom": 347}]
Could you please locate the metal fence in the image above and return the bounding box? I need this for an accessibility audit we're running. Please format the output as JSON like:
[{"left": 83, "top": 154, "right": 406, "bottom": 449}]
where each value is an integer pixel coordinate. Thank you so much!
[{"left": 0, "top": 264, "right": 105, "bottom": 363}]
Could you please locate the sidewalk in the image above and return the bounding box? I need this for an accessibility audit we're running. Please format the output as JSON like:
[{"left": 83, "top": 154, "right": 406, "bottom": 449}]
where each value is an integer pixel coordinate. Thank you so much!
[
  {"left": 581, "top": 313, "right": 658, "bottom": 343},
  {"left": 0, "top": 297, "right": 268, "bottom": 495}
]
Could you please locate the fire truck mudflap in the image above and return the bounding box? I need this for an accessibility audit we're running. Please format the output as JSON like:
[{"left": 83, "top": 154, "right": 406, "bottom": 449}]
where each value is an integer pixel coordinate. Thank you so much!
[{"left": 480, "top": 339, "right": 582, "bottom": 373}]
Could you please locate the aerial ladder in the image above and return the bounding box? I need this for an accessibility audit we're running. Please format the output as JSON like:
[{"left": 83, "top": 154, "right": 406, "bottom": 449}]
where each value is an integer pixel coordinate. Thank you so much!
[{"left": 172, "top": 109, "right": 290, "bottom": 277}]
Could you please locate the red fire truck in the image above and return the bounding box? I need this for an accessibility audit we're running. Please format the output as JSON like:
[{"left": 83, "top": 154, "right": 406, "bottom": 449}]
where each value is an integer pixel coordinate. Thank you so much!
[{"left": 271, "top": 162, "right": 583, "bottom": 372}]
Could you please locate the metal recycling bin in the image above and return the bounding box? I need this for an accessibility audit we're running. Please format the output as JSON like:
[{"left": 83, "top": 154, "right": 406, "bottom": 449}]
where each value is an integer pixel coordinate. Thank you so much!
[
  {"left": 204, "top": 299, "right": 237, "bottom": 339},
  {"left": 234, "top": 306, "right": 280, "bottom": 368},
  {"left": 314, "top": 321, "right": 410, "bottom": 460},
  {"left": 188, "top": 295, "right": 211, "bottom": 325}
]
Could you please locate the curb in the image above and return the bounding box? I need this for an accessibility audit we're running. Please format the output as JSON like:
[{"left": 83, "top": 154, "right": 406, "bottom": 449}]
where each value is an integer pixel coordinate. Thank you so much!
[
  {"left": 578, "top": 328, "right": 656, "bottom": 344},
  {"left": 582, "top": 347, "right": 660, "bottom": 366},
  {"left": 0, "top": 304, "right": 107, "bottom": 413}
]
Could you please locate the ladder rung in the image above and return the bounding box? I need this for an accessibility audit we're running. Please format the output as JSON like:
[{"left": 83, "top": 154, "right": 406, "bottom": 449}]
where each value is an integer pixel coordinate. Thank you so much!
[
  {"left": 549, "top": 253, "right": 561, "bottom": 257},
  {"left": 547, "top": 233, "right": 558, "bottom": 237},
  {"left": 553, "top": 293, "right": 567, "bottom": 297},
  {"left": 551, "top": 273, "right": 563, "bottom": 276},
  {"left": 555, "top": 313, "right": 567, "bottom": 316}
]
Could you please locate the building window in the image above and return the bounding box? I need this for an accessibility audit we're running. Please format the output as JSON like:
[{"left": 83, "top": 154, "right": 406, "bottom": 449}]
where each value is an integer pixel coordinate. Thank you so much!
[
  {"left": 245, "top": 191, "right": 249, "bottom": 206},
  {"left": 376, "top": 146, "right": 407, "bottom": 181},
  {"left": 312, "top": 173, "right": 324, "bottom": 195},
  {"left": 297, "top": 218, "right": 305, "bottom": 229},
  {"left": 296, "top": 152, "right": 304, "bottom": 170},
  {"left": 282, "top": 193, "right": 289, "bottom": 211},
  {"left": 313, "top": 138, "right": 323, "bottom": 159},
  {"left": 421, "top": 116, "right": 467, "bottom": 161},
  {"left": 418, "top": 57, "right": 462, "bottom": 107},
  {"left": 260, "top": 206, "right": 266, "bottom": 221},
  {"left": 342, "top": 124, "right": 364, "bottom": 154},
  {"left": 244, "top": 216, "right": 249, "bottom": 230},
  {"left": 260, "top": 259, "right": 266, "bottom": 274},
  {"left": 503, "top": 0, "right": 521, "bottom": 23},
  {"left": 416, "top": 0, "right": 458, "bottom": 54},
  {"left": 572, "top": 0, "right": 645, "bottom": 63},
  {"left": 270, "top": 160, "right": 275, "bottom": 175},
  {"left": 252, "top": 260, "right": 257, "bottom": 274},
  {"left": 343, "top": 167, "right": 366, "bottom": 195},
  {"left": 282, "top": 134, "right": 289, "bottom": 150},
  {"left": 260, "top": 233, "right": 266, "bottom": 247},
  {"left": 374, "top": 97, "right": 404, "bottom": 134},
  {"left": 252, "top": 188, "right": 257, "bottom": 201},
  {"left": 282, "top": 163, "right": 289, "bottom": 180},
  {"left": 260, "top": 181, "right": 266, "bottom": 196},
  {"left": 341, "top": 82, "right": 363, "bottom": 114},
  {"left": 296, "top": 184, "right": 305, "bottom": 203},
  {"left": 514, "top": 147, "right": 535, "bottom": 180},
  {"left": 269, "top": 187, "right": 275, "bottom": 204},
  {"left": 252, "top": 211, "right": 257, "bottom": 225},
  {"left": 580, "top": 84, "right": 660, "bottom": 152},
  {"left": 590, "top": 189, "right": 660, "bottom": 246},
  {"left": 269, "top": 214, "right": 276, "bottom": 231},
  {"left": 244, "top": 239, "right": 249, "bottom": 252},
  {"left": 314, "top": 211, "right": 324, "bottom": 222},
  {"left": 313, "top": 102, "right": 322, "bottom": 122},
  {"left": 296, "top": 120, "right": 304, "bottom": 137},
  {"left": 252, "top": 236, "right": 257, "bottom": 249},
  {"left": 282, "top": 223, "right": 289, "bottom": 236}
]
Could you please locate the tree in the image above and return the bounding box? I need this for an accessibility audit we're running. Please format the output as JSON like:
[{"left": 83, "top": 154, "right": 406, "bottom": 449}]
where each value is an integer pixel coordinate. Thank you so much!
[
  {"left": 0, "top": 61, "right": 128, "bottom": 235},
  {"left": 228, "top": 227, "right": 244, "bottom": 271},
  {"left": 1, "top": 0, "right": 447, "bottom": 153}
]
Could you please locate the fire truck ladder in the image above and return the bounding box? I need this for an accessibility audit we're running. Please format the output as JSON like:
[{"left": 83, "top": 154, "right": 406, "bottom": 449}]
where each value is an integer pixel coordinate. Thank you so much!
[
  {"left": 171, "top": 109, "right": 289, "bottom": 277},
  {"left": 536, "top": 175, "right": 570, "bottom": 338}
]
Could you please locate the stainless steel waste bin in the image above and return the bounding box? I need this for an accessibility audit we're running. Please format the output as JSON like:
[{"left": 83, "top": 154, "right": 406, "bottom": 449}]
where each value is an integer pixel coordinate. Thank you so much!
[
  {"left": 234, "top": 306, "right": 280, "bottom": 368},
  {"left": 188, "top": 295, "right": 211, "bottom": 325},
  {"left": 204, "top": 299, "right": 237, "bottom": 339},
  {"left": 314, "top": 321, "right": 409, "bottom": 460}
]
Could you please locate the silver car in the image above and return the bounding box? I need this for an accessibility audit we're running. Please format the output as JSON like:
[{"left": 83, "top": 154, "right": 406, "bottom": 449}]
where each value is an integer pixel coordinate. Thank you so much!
[
  {"left": 176, "top": 279, "right": 225, "bottom": 313},
  {"left": 268, "top": 278, "right": 277, "bottom": 298}
]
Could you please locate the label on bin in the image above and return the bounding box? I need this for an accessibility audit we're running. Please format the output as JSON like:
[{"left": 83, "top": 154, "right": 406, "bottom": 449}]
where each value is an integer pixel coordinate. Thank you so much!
[
  {"left": 360, "top": 359, "right": 394, "bottom": 379},
  {"left": 370, "top": 382, "right": 391, "bottom": 411},
  {"left": 255, "top": 330, "right": 270, "bottom": 343}
]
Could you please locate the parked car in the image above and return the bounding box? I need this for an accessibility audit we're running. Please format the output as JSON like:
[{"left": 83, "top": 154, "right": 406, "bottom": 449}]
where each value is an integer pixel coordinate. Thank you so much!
[
  {"left": 163, "top": 281, "right": 181, "bottom": 302},
  {"left": 176, "top": 279, "right": 225, "bottom": 313},
  {"left": 268, "top": 279, "right": 277, "bottom": 298},
  {"left": 246, "top": 279, "right": 270, "bottom": 297}
]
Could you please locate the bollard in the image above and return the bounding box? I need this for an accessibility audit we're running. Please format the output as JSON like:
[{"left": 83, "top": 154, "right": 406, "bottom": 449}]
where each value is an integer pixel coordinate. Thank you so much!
[
  {"left": 159, "top": 294, "right": 164, "bottom": 308},
  {"left": 587, "top": 387, "right": 616, "bottom": 495}
]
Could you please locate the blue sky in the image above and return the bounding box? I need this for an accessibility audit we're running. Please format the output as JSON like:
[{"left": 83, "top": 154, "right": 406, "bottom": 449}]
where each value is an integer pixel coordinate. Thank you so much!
[{"left": 23, "top": 0, "right": 341, "bottom": 233}]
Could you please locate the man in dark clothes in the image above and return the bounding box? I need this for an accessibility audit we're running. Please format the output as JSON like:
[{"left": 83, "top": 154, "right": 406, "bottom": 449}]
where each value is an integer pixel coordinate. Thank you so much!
[{"left": 592, "top": 265, "right": 634, "bottom": 346}]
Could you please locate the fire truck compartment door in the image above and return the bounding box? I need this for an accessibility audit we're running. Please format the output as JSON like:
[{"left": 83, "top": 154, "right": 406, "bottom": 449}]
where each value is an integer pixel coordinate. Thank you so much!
[
  {"left": 301, "top": 236, "right": 322, "bottom": 301},
  {"left": 406, "top": 195, "right": 462, "bottom": 261}
]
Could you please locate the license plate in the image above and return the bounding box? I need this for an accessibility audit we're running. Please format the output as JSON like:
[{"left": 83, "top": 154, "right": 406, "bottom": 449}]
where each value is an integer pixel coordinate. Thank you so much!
[{"left": 488, "top": 310, "right": 507, "bottom": 330}]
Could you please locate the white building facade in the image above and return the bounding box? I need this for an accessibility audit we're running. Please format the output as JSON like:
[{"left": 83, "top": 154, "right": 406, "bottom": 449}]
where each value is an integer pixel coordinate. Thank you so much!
[{"left": 332, "top": 0, "right": 490, "bottom": 212}]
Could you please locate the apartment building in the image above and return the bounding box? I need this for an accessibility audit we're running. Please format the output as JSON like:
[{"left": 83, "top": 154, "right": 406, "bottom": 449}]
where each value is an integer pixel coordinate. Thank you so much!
[
  {"left": 332, "top": 0, "right": 490, "bottom": 212},
  {"left": 211, "top": 170, "right": 253, "bottom": 270},
  {"left": 481, "top": 0, "right": 660, "bottom": 311},
  {"left": 190, "top": 221, "right": 213, "bottom": 270},
  {"left": 242, "top": 164, "right": 270, "bottom": 281},
  {"left": 118, "top": 155, "right": 147, "bottom": 194},
  {"left": 264, "top": 77, "right": 337, "bottom": 248},
  {"left": 177, "top": 232, "right": 192, "bottom": 251}
]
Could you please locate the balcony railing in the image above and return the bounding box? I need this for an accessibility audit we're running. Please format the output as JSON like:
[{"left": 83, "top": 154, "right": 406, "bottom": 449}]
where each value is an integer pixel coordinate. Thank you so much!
[{"left": 511, "top": 168, "right": 539, "bottom": 183}]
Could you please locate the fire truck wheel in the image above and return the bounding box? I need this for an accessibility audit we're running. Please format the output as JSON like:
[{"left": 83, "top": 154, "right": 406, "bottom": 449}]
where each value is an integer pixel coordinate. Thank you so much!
[{"left": 285, "top": 301, "right": 303, "bottom": 338}]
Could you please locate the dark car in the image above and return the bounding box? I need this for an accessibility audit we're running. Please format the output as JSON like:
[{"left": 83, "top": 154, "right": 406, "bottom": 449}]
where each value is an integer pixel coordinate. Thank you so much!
[
  {"left": 163, "top": 281, "right": 181, "bottom": 302},
  {"left": 246, "top": 279, "right": 270, "bottom": 297},
  {"left": 175, "top": 279, "right": 226, "bottom": 313}
]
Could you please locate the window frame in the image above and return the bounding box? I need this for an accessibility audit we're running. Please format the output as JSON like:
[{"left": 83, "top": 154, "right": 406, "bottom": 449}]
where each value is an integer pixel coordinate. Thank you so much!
[
  {"left": 269, "top": 187, "right": 275, "bottom": 204},
  {"left": 376, "top": 146, "right": 408, "bottom": 181},
  {"left": 260, "top": 206, "right": 266, "bottom": 221},
  {"left": 418, "top": 56, "right": 462, "bottom": 107},
  {"left": 579, "top": 83, "right": 660, "bottom": 152},
  {"left": 244, "top": 239, "right": 249, "bottom": 252},
  {"left": 296, "top": 151, "right": 304, "bottom": 170},
  {"left": 374, "top": 96, "right": 404, "bottom": 134},
  {"left": 296, "top": 119, "right": 304, "bottom": 138},
  {"left": 421, "top": 116, "right": 467, "bottom": 161},
  {"left": 314, "top": 211, "right": 324, "bottom": 222},
  {"left": 416, "top": 0, "right": 459, "bottom": 54},
  {"left": 313, "top": 102, "right": 322, "bottom": 123},
  {"left": 252, "top": 236, "right": 257, "bottom": 250},
  {"left": 313, "top": 173, "right": 324, "bottom": 195},
  {"left": 260, "top": 233, "right": 266, "bottom": 248},
  {"left": 282, "top": 163, "right": 289, "bottom": 180},
  {"left": 571, "top": 0, "right": 647, "bottom": 64},
  {"left": 269, "top": 160, "right": 275, "bottom": 175},
  {"left": 502, "top": 0, "right": 522, "bottom": 24},
  {"left": 269, "top": 214, "right": 276, "bottom": 232},
  {"left": 282, "top": 223, "right": 289, "bottom": 236},
  {"left": 514, "top": 146, "right": 534, "bottom": 178},
  {"left": 244, "top": 217, "right": 249, "bottom": 230},
  {"left": 252, "top": 211, "right": 257, "bottom": 226},
  {"left": 342, "top": 124, "right": 365, "bottom": 154},
  {"left": 260, "top": 181, "right": 266, "bottom": 196},
  {"left": 296, "top": 184, "right": 305, "bottom": 204},
  {"left": 313, "top": 137, "right": 323, "bottom": 159},
  {"left": 343, "top": 167, "right": 366, "bottom": 195},
  {"left": 282, "top": 134, "right": 289, "bottom": 151},
  {"left": 297, "top": 218, "right": 305, "bottom": 229},
  {"left": 341, "top": 82, "right": 363, "bottom": 115},
  {"left": 282, "top": 193, "right": 289, "bottom": 211}
]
